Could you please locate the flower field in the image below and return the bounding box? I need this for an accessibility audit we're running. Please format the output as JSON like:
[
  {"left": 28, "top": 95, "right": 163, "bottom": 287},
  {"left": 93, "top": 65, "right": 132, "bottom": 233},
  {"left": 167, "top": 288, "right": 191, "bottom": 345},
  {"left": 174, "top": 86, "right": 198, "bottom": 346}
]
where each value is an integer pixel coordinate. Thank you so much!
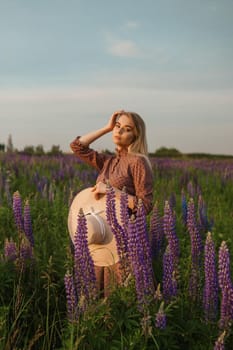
[{"left": 0, "top": 153, "right": 233, "bottom": 350}]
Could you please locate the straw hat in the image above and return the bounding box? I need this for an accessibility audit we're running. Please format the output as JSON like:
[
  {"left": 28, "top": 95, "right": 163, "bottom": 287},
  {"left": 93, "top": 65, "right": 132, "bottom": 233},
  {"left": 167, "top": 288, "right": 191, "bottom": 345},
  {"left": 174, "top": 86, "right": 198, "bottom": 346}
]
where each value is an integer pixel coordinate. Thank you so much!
[{"left": 68, "top": 187, "right": 121, "bottom": 266}]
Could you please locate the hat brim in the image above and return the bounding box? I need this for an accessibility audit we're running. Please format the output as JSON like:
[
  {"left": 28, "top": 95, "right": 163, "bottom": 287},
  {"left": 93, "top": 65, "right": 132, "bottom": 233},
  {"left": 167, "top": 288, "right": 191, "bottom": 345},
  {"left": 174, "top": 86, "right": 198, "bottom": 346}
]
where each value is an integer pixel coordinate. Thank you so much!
[{"left": 68, "top": 187, "right": 120, "bottom": 266}]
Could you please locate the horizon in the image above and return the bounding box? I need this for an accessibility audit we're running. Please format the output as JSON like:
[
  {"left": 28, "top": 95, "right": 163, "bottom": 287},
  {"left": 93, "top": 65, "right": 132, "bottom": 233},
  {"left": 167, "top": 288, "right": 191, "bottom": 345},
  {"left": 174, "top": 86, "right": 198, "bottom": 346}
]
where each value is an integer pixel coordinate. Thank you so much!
[{"left": 2, "top": 134, "right": 233, "bottom": 158}]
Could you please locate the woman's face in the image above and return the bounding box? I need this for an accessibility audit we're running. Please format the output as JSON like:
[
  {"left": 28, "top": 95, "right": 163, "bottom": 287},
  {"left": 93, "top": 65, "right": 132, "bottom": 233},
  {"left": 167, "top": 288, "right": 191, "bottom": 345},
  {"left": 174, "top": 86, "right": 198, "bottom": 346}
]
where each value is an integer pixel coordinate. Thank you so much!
[{"left": 112, "top": 114, "right": 136, "bottom": 149}]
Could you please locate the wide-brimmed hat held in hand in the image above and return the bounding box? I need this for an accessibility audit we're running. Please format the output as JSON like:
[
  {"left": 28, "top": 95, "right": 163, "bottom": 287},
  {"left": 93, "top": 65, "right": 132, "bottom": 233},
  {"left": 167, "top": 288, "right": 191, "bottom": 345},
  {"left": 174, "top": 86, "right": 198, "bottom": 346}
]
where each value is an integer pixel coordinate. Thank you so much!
[{"left": 68, "top": 187, "right": 121, "bottom": 267}]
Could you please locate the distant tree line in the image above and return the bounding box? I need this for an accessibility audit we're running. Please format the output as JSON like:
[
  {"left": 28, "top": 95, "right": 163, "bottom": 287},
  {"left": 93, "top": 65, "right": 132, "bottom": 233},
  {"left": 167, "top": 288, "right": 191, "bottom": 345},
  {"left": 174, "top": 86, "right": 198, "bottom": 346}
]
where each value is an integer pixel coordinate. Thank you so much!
[
  {"left": 102, "top": 146, "right": 233, "bottom": 159},
  {"left": 0, "top": 135, "right": 63, "bottom": 156},
  {"left": 19, "top": 144, "right": 63, "bottom": 156},
  {"left": 149, "top": 147, "right": 233, "bottom": 159},
  {"left": 150, "top": 147, "right": 182, "bottom": 158},
  {"left": 1, "top": 136, "right": 232, "bottom": 159}
]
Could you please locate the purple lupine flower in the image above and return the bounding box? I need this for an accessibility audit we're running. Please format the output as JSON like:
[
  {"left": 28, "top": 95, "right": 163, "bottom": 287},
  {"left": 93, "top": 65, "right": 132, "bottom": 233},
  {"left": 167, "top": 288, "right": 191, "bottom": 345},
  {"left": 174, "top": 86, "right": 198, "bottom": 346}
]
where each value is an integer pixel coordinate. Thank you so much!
[
  {"left": 16, "top": 237, "right": 34, "bottom": 271},
  {"left": 169, "top": 192, "right": 176, "bottom": 211},
  {"left": 187, "top": 198, "right": 203, "bottom": 254},
  {"left": 163, "top": 201, "right": 179, "bottom": 266},
  {"left": 23, "top": 199, "right": 34, "bottom": 247},
  {"left": 198, "top": 195, "right": 213, "bottom": 233},
  {"left": 218, "top": 241, "right": 232, "bottom": 290},
  {"left": 219, "top": 291, "right": 232, "bottom": 331},
  {"left": 155, "top": 302, "right": 167, "bottom": 329},
  {"left": 218, "top": 241, "right": 233, "bottom": 330},
  {"left": 162, "top": 201, "right": 179, "bottom": 302},
  {"left": 187, "top": 198, "right": 203, "bottom": 302},
  {"left": 162, "top": 245, "right": 177, "bottom": 302},
  {"left": 127, "top": 201, "right": 155, "bottom": 311},
  {"left": 181, "top": 189, "right": 187, "bottom": 226},
  {"left": 187, "top": 181, "right": 195, "bottom": 198},
  {"left": 149, "top": 202, "right": 164, "bottom": 258},
  {"left": 128, "top": 215, "right": 145, "bottom": 307},
  {"left": 119, "top": 187, "right": 130, "bottom": 234},
  {"left": 136, "top": 200, "right": 155, "bottom": 294},
  {"left": 106, "top": 184, "right": 128, "bottom": 268},
  {"left": 214, "top": 331, "right": 226, "bottom": 350},
  {"left": 4, "top": 238, "right": 17, "bottom": 261},
  {"left": 13, "top": 191, "right": 24, "bottom": 232},
  {"left": 64, "top": 271, "right": 78, "bottom": 322},
  {"left": 73, "top": 209, "right": 97, "bottom": 307},
  {"left": 19, "top": 237, "right": 34, "bottom": 260},
  {"left": 203, "top": 232, "right": 218, "bottom": 322}
]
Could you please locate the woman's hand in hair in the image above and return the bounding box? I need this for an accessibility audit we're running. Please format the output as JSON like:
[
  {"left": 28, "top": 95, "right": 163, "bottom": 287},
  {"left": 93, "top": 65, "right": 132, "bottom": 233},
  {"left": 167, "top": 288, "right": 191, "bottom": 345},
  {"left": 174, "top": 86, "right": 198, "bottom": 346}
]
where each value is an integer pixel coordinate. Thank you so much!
[{"left": 105, "top": 110, "right": 125, "bottom": 131}]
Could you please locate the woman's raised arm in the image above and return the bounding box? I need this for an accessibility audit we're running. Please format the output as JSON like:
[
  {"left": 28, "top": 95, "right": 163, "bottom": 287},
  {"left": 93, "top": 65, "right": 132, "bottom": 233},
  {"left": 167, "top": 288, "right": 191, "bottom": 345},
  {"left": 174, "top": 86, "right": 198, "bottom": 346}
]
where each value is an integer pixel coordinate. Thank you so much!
[{"left": 79, "top": 110, "right": 124, "bottom": 146}]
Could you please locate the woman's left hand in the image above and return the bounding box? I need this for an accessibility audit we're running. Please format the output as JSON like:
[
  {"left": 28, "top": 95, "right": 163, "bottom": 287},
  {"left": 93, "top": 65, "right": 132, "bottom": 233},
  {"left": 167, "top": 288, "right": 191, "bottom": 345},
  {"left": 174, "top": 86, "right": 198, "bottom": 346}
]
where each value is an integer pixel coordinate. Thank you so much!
[{"left": 91, "top": 182, "right": 107, "bottom": 200}]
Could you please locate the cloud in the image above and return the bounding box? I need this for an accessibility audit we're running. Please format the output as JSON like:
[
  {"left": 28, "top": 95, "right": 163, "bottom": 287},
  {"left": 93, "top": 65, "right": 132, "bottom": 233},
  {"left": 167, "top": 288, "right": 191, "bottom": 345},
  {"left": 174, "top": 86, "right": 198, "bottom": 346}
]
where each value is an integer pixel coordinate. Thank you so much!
[
  {"left": 107, "top": 39, "right": 141, "bottom": 57},
  {"left": 125, "top": 20, "right": 140, "bottom": 29}
]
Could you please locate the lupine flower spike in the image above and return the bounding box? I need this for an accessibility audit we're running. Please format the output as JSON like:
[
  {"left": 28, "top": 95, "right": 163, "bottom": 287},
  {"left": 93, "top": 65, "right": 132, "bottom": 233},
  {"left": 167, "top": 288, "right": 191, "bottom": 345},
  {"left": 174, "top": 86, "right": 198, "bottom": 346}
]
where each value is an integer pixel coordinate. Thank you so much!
[
  {"left": 187, "top": 198, "right": 203, "bottom": 302},
  {"left": 128, "top": 201, "right": 155, "bottom": 312},
  {"left": 203, "top": 232, "right": 218, "bottom": 322},
  {"left": 162, "top": 245, "right": 177, "bottom": 302},
  {"left": 119, "top": 186, "right": 130, "bottom": 233},
  {"left": 136, "top": 200, "right": 155, "bottom": 297},
  {"left": 169, "top": 192, "right": 176, "bottom": 210},
  {"left": 64, "top": 271, "right": 78, "bottom": 322},
  {"left": 13, "top": 191, "right": 24, "bottom": 232},
  {"left": 19, "top": 237, "right": 33, "bottom": 261},
  {"left": 163, "top": 200, "right": 179, "bottom": 266},
  {"left": 181, "top": 189, "right": 187, "bottom": 226},
  {"left": 4, "top": 238, "right": 17, "bottom": 262},
  {"left": 149, "top": 202, "right": 164, "bottom": 258},
  {"left": 155, "top": 302, "right": 167, "bottom": 330},
  {"left": 218, "top": 241, "right": 233, "bottom": 330},
  {"left": 73, "top": 208, "right": 97, "bottom": 309},
  {"left": 187, "top": 181, "right": 195, "bottom": 198},
  {"left": 17, "top": 237, "right": 34, "bottom": 271},
  {"left": 23, "top": 199, "right": 35, "bottom": 247},
  {"left": 198, "top": 195, "right": 213, "bottom": 233},
  {"left": 106, "top": 184, "right": 128, "bottom": 275}
]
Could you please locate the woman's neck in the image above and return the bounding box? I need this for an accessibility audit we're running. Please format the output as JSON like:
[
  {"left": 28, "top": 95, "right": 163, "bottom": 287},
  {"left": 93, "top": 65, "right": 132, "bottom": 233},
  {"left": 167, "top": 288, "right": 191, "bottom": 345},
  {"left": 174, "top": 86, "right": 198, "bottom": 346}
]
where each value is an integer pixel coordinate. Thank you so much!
[{"left": 116, "top": 146, "right": 128, "bottom": 152}]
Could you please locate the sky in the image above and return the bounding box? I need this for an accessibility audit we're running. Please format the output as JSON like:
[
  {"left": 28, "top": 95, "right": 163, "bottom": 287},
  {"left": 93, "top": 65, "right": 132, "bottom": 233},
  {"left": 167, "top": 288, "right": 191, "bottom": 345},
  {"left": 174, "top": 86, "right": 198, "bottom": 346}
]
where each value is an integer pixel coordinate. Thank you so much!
[{"left": 0, "top": 0, "right": 233, "bottom": 155}]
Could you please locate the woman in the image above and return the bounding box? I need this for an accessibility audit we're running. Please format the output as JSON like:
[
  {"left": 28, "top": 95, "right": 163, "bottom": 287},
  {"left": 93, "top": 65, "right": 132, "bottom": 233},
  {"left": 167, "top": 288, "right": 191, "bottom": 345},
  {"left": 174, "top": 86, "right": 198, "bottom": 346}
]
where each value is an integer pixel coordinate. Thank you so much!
[{"left": 70, "top": 110, "right": 153, "bottom": 295}]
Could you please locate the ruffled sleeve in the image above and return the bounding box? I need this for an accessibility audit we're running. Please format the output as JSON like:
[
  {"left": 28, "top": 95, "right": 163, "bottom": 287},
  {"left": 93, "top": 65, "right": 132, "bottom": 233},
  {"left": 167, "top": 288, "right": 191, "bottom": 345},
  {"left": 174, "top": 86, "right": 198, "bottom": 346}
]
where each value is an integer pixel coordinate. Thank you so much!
[{"left": 70, "top": 137, "right": 109, "bottom": 171}]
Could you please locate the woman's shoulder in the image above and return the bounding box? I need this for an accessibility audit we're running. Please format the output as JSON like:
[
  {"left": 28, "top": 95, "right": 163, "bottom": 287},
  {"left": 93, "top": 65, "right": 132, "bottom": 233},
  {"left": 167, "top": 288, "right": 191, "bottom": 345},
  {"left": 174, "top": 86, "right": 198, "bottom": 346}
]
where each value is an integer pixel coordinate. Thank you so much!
[
  {"left": 128, "top": 152, "right": 149, "bottom": 161},
  {"left": 128, "top": 152, "right": 152, "bottom": 169}
]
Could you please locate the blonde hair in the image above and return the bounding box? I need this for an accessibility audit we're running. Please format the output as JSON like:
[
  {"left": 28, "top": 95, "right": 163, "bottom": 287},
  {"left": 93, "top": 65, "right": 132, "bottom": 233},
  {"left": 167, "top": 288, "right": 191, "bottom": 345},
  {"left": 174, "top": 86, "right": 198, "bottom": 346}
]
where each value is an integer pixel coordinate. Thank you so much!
[
  {"left": 117, "top": 111, "right": 152, "bottom": 170},
  {"left": 117, "top": 111, "right": 148, "bottom": 156}
]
